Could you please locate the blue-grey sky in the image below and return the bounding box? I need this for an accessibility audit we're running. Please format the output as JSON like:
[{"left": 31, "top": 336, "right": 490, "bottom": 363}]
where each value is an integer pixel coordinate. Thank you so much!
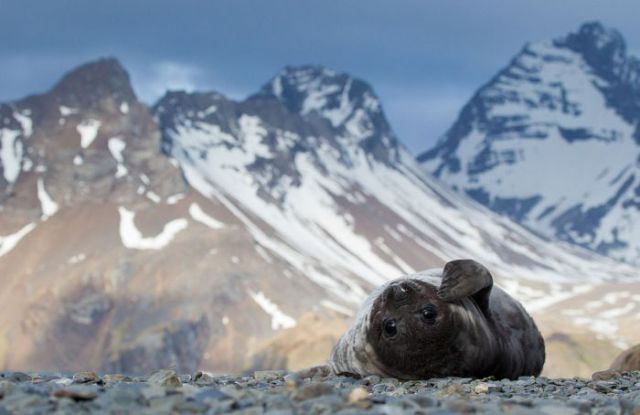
[{"left": 1, "top": 1, "right": 639, "bottom": 153}]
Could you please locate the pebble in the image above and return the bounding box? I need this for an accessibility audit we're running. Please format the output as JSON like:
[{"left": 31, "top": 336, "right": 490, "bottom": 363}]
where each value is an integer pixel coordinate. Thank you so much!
[
  {"left": 283, "top": 373, "right": 302, "bottom": 391},
  {"left": 362, "top": 375, "right": 381, "bottom": 385},
  {"left": 438, "top": 383, "right": 466, "bottom": 397},
  {"left": 140, "top": 384, "right": 166, "bottom": 400},
  {"left": 592, "top": 369, "right": 622, "bottom": 381},
  {"left": 254, "top": 370, "right": 286, "bottom": 382},
  {"left": 72, "top": 371, "right": 101, "bottom": 384},
  {"left": 53, "top": 385, "right": 99, "bottom": 401},
  {"left": 290, "top": 382, "right": 334, "bottom": 401},
  {"left": 0, "top": 380, "right": 15, "bottom": 397},
  {"left": 474, "top": 382, "right": 501, "bottom": 394},
  {"left": 0, "top": 372, "right": 31, "bottom": 383},
  {"left": 146, "top": 369, "right": 182, "bottom": 387},
  {"left": 193, "top": 371, "right": 216, "bottom": 386},
  {"left": 103, "top": 373, "right": 131, "bottom": 383},
  {"left": 346, "top": 386, "right": 369, "bottom": 404},
  {"left": 589, "top": 380, "right": 616, "bottom": 393}
]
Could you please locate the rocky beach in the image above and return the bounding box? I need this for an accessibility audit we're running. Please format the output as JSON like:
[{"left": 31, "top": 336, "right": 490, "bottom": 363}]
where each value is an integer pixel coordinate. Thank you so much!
[{"left": 1, "top": 369, "right": 639, "bottom": 414}]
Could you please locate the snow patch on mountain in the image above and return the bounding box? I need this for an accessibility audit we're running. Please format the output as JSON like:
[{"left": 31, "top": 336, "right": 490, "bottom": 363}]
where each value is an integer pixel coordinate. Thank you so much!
[
  {"left": 189, "top": 203, "right": 224, "bottom": 229},
  {"left": 37, "top": 178, "right": 59, "bottom": 219},
  {"left": 0, "top": 223, "right": 36, "bottom": 257},
  {"left": 59, "top": 106, "right": 78, "bottom": 116},
  {"left": 13, "top": 112, "right": 32, "bottom": 138},
  {"left": 67, "top": 253, "right": 86, "bottom": 264},
  {"left": 77, "top": 119, "right": 101, "bottom": 149},
  {"left": 108, "top": 137, "right": 128, "bottom": 178},
  {"left": 118, "top": 206, "right": 188, "bottom": 250},
  {"left": 250, "top": 291, "right": 297, "bottom": 330},
  {"left": 1, "top": 129, "right": 23, "bottom": 183}
]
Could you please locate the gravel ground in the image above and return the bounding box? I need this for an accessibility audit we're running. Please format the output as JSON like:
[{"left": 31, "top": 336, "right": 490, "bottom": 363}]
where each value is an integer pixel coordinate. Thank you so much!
[{"left": 0, "top": 369, "right": 639, "bottom": 414}]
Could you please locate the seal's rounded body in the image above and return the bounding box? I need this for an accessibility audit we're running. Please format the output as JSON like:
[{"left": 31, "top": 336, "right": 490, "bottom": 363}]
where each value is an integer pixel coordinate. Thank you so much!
[
  {"left": 328, "top": 260, "right": 545, "bottom": 380},
  {"left": 611, "top": 344, "right": 640, "bottom": 372}
]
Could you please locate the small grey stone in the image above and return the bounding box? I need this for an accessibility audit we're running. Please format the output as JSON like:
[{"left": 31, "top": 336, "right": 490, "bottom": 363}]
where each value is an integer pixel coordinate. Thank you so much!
[
  {"left": 344, "top": 386, "right": 371, "bottom": 409},
  {"left": 140, "top": 384, "right": 166, "bottom": 400},
  {"left": 389, "top": 386, "right": 408, "bottom": 396},
  {"left": 380, "top": 377, "right": 399, "bottom": 386},
  {"left": 371, "top": 383, "right": 389, "bottom": 394},
  {"left": 147, "top": 393, "right": 186, "bottom": 412},
  {"left": 538, "top": 402, "right": 581, "bottom": 415},
  {"left": 232, "top": 407, "right": 264, "bottom": 415},
  {"left": 147, "top": 369, "right": 181, "bottom": 387},
  {"left": 437, "top": 383, "right": 465, "bottom": 397},
  {"left": 620, "top": 391, "right": 640, "bottom": 412},
  {"left": 475, "top": 382, "right": 502, "bottom": 394},
  {"left": 95, "top": 383, "right": 145, "bottom": 408},
  {"left": 194, "top": 387, "right": 230, "bottom": 403},
  {"left": 53, "top": 384, "right": 99, "bottom": 401},
  {"left": 297, "top": 394, "right": 344, "bottom": 413},
  {"left": 265, "top": 410, "right": 294, "bottom": 415},
  {"left": 174, "top": 399, "right": 209, "bottom": 413},
  {"left": 1, "top": 391, "right": 51, "bottom": 413},
  {"left": 283, "top": 373, "right": 302, "bottom": 391},
  {"left": 592, "top": 370, "right": 622, "bottom": 381},
  {"left": 0, "top": 380, "right": 15, "bottom": 397},
  {"left": 0, "top": 372, "right": 31, "bottom": 383},
  {"left": 254, "top": 370, "right": 286, "bottom": 382},
  {"left": 362, "top": 375, "right": 381, "bottom": 385},
  {"left": 445, "top": 399, "right": 480, "bottom": 413},
  {"left": 219, "top": 384, "right": 246, "bottom": 400},
  {"left": 291, "top": 382, "right": 334, "bottom": 401},
  {"left": 410, "top": 394, "right": 438, "bottom": 408},
  {"left": 14, "top": 383, "right": 49, "bottom": 396},
  {"left": 103, "top": 373, "right": 132, "bottom": 383},
  {"left": 72, "top": 371, "right": 101, "bottom": 384},
  {"left": 193, "top": 370, "right": 216, "bottom": 385},
  {"left": 590, "top": 381, "right": 615, "bottom": 393}
]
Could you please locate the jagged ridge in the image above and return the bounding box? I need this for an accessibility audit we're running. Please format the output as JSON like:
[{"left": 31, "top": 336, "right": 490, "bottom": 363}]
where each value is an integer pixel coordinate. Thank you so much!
[{"left": 419, "top": 21, "right": 640, "bottom": 263}]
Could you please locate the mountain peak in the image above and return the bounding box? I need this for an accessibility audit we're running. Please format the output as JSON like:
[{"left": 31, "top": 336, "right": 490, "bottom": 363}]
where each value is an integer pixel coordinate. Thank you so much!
[
  {"left": 569, "top": 21, "right": 625, "bottom": 51},
  {"left": 249, "top": 65, "right": 400, "bottom": 164},
  {"left": 419, "top": 21, "right": 640, "bottom": 264},
  {"left": 559, "top": 21, "right": 627, "bottom": 77},
  {"left": 254, "top": 65, "right": 385, "bottom": 128},
  {"left": 50, "top": 57, "right": 137, "bottom": 108}
]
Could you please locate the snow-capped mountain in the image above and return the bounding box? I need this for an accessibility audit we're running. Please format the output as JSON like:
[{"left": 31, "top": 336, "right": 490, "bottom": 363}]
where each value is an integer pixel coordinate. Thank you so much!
[
  {"left": 0, "top": 58, "right": 638, "bottom": 377},
  {"left": 419, "top": 22, "right": 640, "bottom": 264},
  {"left": 155, "top": 65, "right": 639, "bottom": 370}
]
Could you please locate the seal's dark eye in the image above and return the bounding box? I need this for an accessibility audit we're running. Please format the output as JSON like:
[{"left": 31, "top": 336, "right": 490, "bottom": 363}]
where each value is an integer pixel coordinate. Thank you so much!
[
  {"left": 383, "top": 319, "right": 397, "bottom": 337},
  {"left": 421, "top": 304, "right": 437, "bottom": 323}
]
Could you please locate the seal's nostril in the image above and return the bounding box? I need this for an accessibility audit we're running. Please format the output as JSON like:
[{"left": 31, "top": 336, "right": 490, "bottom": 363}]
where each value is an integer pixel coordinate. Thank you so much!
[
  {"left": 384, "top": 281, "right": 416, "bottom": 304},
  {"left": 399, "top": 281, "right": 415, "bottom": 293},
  {"left": 390, "top": 282, "right": 414, "bottom": 302}
]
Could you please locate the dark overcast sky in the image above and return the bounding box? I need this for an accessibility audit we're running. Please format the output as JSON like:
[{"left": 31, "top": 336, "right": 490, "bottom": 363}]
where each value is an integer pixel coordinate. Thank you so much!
[{"left": 1, "top": 1, "right": 639, "bottom": 154}]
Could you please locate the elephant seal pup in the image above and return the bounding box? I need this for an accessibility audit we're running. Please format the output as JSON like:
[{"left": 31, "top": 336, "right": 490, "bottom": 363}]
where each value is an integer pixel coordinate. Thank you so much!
[
  {"left": 322, "top": 260, "right": 545, "bottom": 380},
  {"left": 610, "top": 344, "right": 640, "bottom": 372}
]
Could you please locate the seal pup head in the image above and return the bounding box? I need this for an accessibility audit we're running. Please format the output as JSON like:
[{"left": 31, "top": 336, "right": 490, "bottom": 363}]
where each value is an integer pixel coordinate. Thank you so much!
[{"left": 366, "top": 278, "right": 462, "bottom": 379}]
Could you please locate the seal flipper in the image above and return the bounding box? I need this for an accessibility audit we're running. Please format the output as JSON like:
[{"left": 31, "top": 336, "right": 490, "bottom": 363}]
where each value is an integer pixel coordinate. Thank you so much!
[
  {"left": 437, "top": 259, "right": 493, "bottom": 317},
  {"left": 296, "top": 364, "right": 333, "bottom": 379}
]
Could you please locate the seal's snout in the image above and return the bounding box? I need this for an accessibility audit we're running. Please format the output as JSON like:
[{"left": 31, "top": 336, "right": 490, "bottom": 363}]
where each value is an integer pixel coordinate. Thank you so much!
[{"left": 386, "top": 280, "right": 416, "bottom": 304}]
